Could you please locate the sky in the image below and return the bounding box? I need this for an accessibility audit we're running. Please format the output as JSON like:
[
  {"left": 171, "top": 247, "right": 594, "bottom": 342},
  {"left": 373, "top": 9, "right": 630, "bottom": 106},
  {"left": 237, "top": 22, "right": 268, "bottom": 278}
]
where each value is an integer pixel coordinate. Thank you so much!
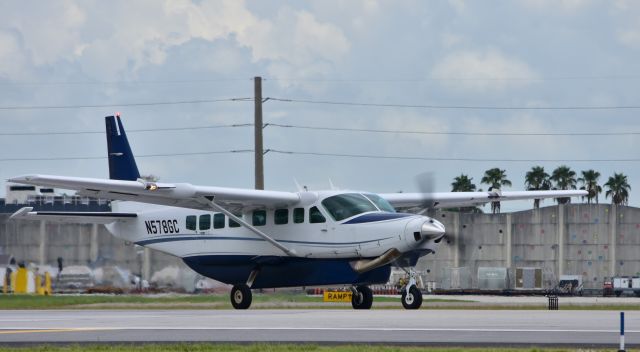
[{"left": 0, "top": 0, "right": 639, "bottom": 212}]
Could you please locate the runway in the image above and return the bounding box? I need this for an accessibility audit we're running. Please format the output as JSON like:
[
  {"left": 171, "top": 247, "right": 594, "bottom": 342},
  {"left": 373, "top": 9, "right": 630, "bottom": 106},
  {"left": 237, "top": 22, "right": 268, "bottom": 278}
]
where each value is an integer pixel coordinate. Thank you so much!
[{"left": 0, "top": 309, "right": 636, "bottom": 347}]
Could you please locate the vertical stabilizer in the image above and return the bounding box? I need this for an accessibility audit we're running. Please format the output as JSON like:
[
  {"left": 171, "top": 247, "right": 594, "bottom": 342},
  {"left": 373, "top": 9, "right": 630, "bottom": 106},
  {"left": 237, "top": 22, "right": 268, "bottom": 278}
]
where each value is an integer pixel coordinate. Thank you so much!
[{"left": 105, "top": 115, "right": 140, "bottom": 181}]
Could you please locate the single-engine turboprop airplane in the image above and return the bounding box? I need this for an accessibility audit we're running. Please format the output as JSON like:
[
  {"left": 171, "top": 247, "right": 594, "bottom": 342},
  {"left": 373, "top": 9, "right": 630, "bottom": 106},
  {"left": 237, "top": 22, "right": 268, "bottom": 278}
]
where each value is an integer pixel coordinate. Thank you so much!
[{"left": 9, "top": 115, "right": 586, "bottom": 309}]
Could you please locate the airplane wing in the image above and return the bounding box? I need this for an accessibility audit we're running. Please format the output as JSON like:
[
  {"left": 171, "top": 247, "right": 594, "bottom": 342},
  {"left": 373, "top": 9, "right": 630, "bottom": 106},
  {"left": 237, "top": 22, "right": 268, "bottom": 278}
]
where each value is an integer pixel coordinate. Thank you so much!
[
  {"left": 10, "top": 207, "right": 137, "bottom": 224},
  {"left": 8, "top": 174, "right": 300, "bottom": 212},
  {"left": 380, "top": 190, "right": 588, "bottom": 209}
]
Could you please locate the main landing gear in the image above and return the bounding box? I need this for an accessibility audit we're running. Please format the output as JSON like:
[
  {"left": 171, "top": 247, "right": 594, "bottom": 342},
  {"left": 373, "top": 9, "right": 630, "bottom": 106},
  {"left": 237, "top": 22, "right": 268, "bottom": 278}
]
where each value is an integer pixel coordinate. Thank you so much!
[
  {"left": 351, "top": 285, "right": 373, "bottom": 309},
  {"left": 230, "top": 284, "right": 252, "bottom": 309},
  {"left": 230, "top": 269, "right": 259, "bottom": 309}
]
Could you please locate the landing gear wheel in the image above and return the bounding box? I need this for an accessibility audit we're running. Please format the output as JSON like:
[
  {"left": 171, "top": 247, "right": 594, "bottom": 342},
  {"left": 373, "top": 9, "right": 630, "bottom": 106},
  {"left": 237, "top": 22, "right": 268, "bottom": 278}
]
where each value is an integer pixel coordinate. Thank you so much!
[
  {"left": 351, "top": 285, "right": 373, "bottom": 310},
  {"left": 401, "top": 286, "right": 423, "bottom": 310},
  {"left": 230, "top": 284, "right": 252, "bottom": 309}
]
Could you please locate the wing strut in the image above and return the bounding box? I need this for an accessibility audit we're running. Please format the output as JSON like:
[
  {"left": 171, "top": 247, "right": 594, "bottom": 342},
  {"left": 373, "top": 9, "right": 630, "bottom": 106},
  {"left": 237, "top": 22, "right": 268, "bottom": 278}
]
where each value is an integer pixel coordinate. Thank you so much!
[{"left": 200, "top": 197, "right": 297, "bottom": 257}]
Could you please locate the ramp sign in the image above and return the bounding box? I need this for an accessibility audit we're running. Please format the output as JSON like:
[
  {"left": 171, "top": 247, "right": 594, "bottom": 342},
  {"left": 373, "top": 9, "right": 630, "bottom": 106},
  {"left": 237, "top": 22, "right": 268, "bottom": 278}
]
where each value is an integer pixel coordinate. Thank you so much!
[{"left": 323, "top": 291, "right": 352, "bottom": 302}]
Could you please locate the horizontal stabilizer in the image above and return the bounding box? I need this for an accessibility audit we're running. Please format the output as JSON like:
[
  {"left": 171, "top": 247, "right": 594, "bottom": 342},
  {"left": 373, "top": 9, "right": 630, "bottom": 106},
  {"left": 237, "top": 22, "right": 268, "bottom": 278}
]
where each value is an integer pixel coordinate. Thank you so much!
[{"left": 10, "top": 207, "right": 137, "bottom": 224}]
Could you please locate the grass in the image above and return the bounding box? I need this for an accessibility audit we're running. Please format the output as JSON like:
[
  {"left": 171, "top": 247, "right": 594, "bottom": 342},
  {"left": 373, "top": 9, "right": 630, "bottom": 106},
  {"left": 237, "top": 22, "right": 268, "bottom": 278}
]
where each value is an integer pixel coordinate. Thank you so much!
[
  {"left": 0, "top": 293, "right": 471, "bottom": 310},
  {"left": 3, "top": 293, "right": 638, "bottom": 310},
  {"left": 0, "top": 344, "right": 626, "bottom": 352}
]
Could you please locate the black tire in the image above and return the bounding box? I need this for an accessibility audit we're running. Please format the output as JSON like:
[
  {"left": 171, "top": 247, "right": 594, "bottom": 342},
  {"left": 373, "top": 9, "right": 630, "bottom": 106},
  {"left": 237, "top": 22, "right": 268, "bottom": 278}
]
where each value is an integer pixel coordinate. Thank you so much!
[
  {"left": 230, "top": 284, "right": 252, "bottom": 309},
  {"left": 401, "top": 286, "right": 423, "bottom": 310},
  {"left": 351, "top": 285, "right": 373, "bottom": 310}
]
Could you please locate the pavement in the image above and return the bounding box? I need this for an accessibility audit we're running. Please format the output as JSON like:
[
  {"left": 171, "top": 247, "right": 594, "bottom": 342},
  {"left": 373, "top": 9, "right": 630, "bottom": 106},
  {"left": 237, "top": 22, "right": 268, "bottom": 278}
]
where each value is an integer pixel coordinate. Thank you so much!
[
  {"left": 0, "top": 308, "right": 636, "bottom": 347},
  {"left": 425, "top": 294, "right": 640, "bottom": 306}
]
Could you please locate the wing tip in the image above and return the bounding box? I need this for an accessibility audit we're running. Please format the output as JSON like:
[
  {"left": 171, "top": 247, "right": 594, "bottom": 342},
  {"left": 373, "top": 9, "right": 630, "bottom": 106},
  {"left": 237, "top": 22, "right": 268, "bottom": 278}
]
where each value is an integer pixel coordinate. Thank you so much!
[
  {"left": 10, "top": 207, "right": 34, "bottom": 220},
  {"left": 7, "top": 174, "right": 40, "bottom": 183}
]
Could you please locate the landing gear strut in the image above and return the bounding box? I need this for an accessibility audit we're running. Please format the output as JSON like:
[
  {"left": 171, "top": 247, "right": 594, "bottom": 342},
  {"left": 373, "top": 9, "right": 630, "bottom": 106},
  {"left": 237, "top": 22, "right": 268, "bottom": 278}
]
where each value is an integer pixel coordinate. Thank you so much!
[
  {"left": 400, "top": 268, "right": 423, "bottom": 309},
  {"left": 351, "top": 285, "right": 373, "bottom": 309},
  {"left": 230, "top": 284, "right": 252, "bottom": 309}
]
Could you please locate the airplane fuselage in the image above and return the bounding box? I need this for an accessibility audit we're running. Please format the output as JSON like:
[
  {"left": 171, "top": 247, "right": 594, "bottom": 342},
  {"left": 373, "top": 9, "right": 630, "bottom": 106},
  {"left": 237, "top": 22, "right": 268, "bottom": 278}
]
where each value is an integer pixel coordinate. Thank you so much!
[{"left": 106, "top": 191, "right": 444, "bottom": 288}]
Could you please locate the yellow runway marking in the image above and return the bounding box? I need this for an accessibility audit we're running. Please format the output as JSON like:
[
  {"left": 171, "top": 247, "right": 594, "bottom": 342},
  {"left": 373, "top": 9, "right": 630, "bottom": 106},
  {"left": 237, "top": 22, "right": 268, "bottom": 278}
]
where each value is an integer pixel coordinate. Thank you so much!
[{"left": 0, "top": 328, "right": 106, "bottom": 334}]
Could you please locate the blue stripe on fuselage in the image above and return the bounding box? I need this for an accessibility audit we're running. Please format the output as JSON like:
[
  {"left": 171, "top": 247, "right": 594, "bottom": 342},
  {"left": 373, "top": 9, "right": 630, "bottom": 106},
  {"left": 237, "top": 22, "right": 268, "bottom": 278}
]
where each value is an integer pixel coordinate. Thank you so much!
[
  {"left": 182, "top": 254, "right": 392, "bottom": 288},
  {"left": 135, "top": 235, "right": 394, "bottom": 247},
  {"left": 342, "top": 212, "right": 414, "bottom": 224}
]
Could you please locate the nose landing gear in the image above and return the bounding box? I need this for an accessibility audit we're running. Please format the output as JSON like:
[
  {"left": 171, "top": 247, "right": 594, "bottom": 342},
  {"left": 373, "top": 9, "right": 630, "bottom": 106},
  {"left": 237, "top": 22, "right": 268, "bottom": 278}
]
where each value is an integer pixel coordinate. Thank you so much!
[
  {"left": 401, "top": 285, "right": 423, "bottom": 309},
  {"left": 400, "top": 268, "right": 423, "bottom": 309}
]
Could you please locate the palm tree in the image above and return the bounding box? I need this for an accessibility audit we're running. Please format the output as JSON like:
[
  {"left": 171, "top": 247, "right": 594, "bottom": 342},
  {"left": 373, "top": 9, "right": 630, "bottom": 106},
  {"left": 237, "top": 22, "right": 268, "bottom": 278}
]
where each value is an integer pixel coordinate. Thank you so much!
[
  {"left": 524, "top": 166, "right": 551, "bottom": 209},
  {"left": 481, "top": 168, "right": 512, "bottom": 214},
  {"left": 451, "top": 174, "right": 477, "bottom": 192},
  {"left": 604, "top": 173, "right": 631, "bottom": 205},
  {"left": 578, "top": 169, "right": 602, "bottom": 204},
  {"left": 551, "top": 165, "right": 577, "bottom": 204},
  {"left": 448, "top": 174, "right": 479, "bottom": 212}
]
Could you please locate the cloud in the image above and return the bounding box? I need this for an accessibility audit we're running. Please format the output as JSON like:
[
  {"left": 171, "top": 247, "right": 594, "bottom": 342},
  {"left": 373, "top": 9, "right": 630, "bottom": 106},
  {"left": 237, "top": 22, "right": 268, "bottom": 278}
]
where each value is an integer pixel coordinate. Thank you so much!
[
  {"left": 375, "top": 112, "right": 450, "bottom": 153},
  {"left": 519, "top": 0, "right": 592, "bottom": 11},
  {"left": 611, "top": 1, "right": 640, "bottom": 49},
  {"left": 2, "top": 1, "right": 86, "bottom": 66},
  {"left": 239, "top": 7, "right": 350, "bottom": 81},
  {"left": 0, "top": 30, "right": 30, "bottom": 80},
  {"left": 0, "top": 1, "right": 350, "bottom": 81},
  {"left": 617, "top": 29, "right": 640, "bottom": 48},
  {"left": 448, "top": 0, "right": 468, "bottom": 14},
  {"left": 431, "top": 49, "right": 537, "bottom": 91}
]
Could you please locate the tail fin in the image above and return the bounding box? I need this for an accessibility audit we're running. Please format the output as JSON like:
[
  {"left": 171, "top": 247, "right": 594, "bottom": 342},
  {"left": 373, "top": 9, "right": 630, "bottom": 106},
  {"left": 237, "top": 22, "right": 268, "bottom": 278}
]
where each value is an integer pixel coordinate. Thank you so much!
[{"left": 105, "top": 115, "right": 141, "bottom": 181}]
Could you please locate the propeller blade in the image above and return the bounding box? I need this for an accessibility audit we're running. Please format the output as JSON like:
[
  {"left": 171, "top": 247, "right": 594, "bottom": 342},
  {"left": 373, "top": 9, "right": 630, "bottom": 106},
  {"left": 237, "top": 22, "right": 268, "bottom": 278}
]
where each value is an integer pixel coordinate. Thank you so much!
[{"left": 415, "top": 171, "right": 437, "bottom": 211}]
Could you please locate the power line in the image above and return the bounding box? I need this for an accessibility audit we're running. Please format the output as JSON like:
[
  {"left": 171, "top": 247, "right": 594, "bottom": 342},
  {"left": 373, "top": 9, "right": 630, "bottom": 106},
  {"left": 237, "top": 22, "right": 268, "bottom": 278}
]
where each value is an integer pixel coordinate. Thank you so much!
[
  {"left": 2, "top": 96, "right": 636, "bottom": 111},
  {"left": 0, "top": 97, "right": 252, "bottom": 111},
  {"left": 0, "top": 150, "right": 253, "bottom": 162},
  {"left": 266, "top": 75, "right": 640, "bottom": 82},
  {"left": 3, "top": 147, "right": 636, "bottom": 163},
  {"left": 0, "top": 123, "right": 253, "bottom": 136},
  {"left": 266, "top": 149, "right": 640, "bottom": 163},
  {"left": 3, "top": 75, "right": 640, "bottom": 86},
  {"left": 264, "top": 123, "right": 640, "bottom": 137},
  {"left": 3, "top": 120, "right": 634, "bottom": 137},
  {"left": 0, "top": 78, "right": 253, "bottom": 86},
  {"left": 268, "top": 97, "right": 640, "bottom": 110}
]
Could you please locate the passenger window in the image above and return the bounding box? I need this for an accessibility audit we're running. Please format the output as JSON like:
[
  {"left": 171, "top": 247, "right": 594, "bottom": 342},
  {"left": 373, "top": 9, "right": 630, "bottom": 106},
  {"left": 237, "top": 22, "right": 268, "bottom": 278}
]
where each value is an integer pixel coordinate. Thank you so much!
[
  {"left": 213, "top": 213, "right": 225, "bottom": 229},
  {"left": 309, "top": 206, "right": 326, "bottom": 224},
  {"left": 252, "top": 210, "right": 266, "bottom": 226},
  {"left": 274, "top": 209, "right": 288, "bottom": 225},
  {"left": 199, "top": 214, "right": 211, "bottom": 231},
  {"left": 293, "top": 208, "right": 304, "bottom": 223},
  {"left": 229, "top": 212, "right": 242, "bottom": 228},
  {"left": 186, "top": 215, "right": 197, "bottom": 231}
]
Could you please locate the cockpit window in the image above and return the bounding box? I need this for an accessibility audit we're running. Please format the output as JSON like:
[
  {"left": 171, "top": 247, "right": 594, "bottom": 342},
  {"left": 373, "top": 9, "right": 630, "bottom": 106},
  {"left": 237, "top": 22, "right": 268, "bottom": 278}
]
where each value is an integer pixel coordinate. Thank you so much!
[
  {"left": 321, "top": 193, "right": 379, "bottom": 221},
  {"left": 363, "top": 194, "right": 396, "bottom": 213}
]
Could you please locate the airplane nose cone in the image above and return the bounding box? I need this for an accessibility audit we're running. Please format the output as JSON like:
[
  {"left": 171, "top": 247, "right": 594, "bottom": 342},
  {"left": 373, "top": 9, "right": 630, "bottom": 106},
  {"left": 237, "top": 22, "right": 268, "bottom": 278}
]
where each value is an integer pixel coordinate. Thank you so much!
[{"left": 420, "top": 220, "right": 445, "bottom": 240}]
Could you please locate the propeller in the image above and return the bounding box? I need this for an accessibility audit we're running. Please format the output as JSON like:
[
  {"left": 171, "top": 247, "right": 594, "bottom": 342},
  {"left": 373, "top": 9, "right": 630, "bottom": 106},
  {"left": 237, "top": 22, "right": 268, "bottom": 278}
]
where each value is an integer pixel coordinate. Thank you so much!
[
  {"left": 415, "top": 171, "right": 437, "bottom": 214},
  {"left": 415, "top": 172, "right": 451, "bottom": 245}
]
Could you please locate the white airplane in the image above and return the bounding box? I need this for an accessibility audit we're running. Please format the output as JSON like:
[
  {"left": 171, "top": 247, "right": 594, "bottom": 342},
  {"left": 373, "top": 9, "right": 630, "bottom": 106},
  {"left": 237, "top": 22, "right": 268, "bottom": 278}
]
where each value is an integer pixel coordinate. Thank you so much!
[{"left": 9, "top": 115, "right": 586, "bottom": 309}]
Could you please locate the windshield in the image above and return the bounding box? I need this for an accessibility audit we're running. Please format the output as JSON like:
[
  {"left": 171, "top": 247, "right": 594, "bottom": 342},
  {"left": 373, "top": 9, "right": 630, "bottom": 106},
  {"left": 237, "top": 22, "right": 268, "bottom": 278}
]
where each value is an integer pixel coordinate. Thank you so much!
[
  {"left": 321, "top": 193, "right": 379, "bottom": 221},
  {"left": 363, "top": 194, "right": 396, "bottom": 213}
]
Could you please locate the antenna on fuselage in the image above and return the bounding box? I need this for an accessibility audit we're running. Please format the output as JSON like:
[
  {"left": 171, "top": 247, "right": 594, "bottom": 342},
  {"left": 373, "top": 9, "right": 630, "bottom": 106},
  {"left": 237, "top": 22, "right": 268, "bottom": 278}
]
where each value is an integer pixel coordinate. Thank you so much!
[
  {"left": 328, "top": 178, "right": 338, "bottom": 190},
  {"left": 294, "top": 178, "right": 304, "bottom": 192}
]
